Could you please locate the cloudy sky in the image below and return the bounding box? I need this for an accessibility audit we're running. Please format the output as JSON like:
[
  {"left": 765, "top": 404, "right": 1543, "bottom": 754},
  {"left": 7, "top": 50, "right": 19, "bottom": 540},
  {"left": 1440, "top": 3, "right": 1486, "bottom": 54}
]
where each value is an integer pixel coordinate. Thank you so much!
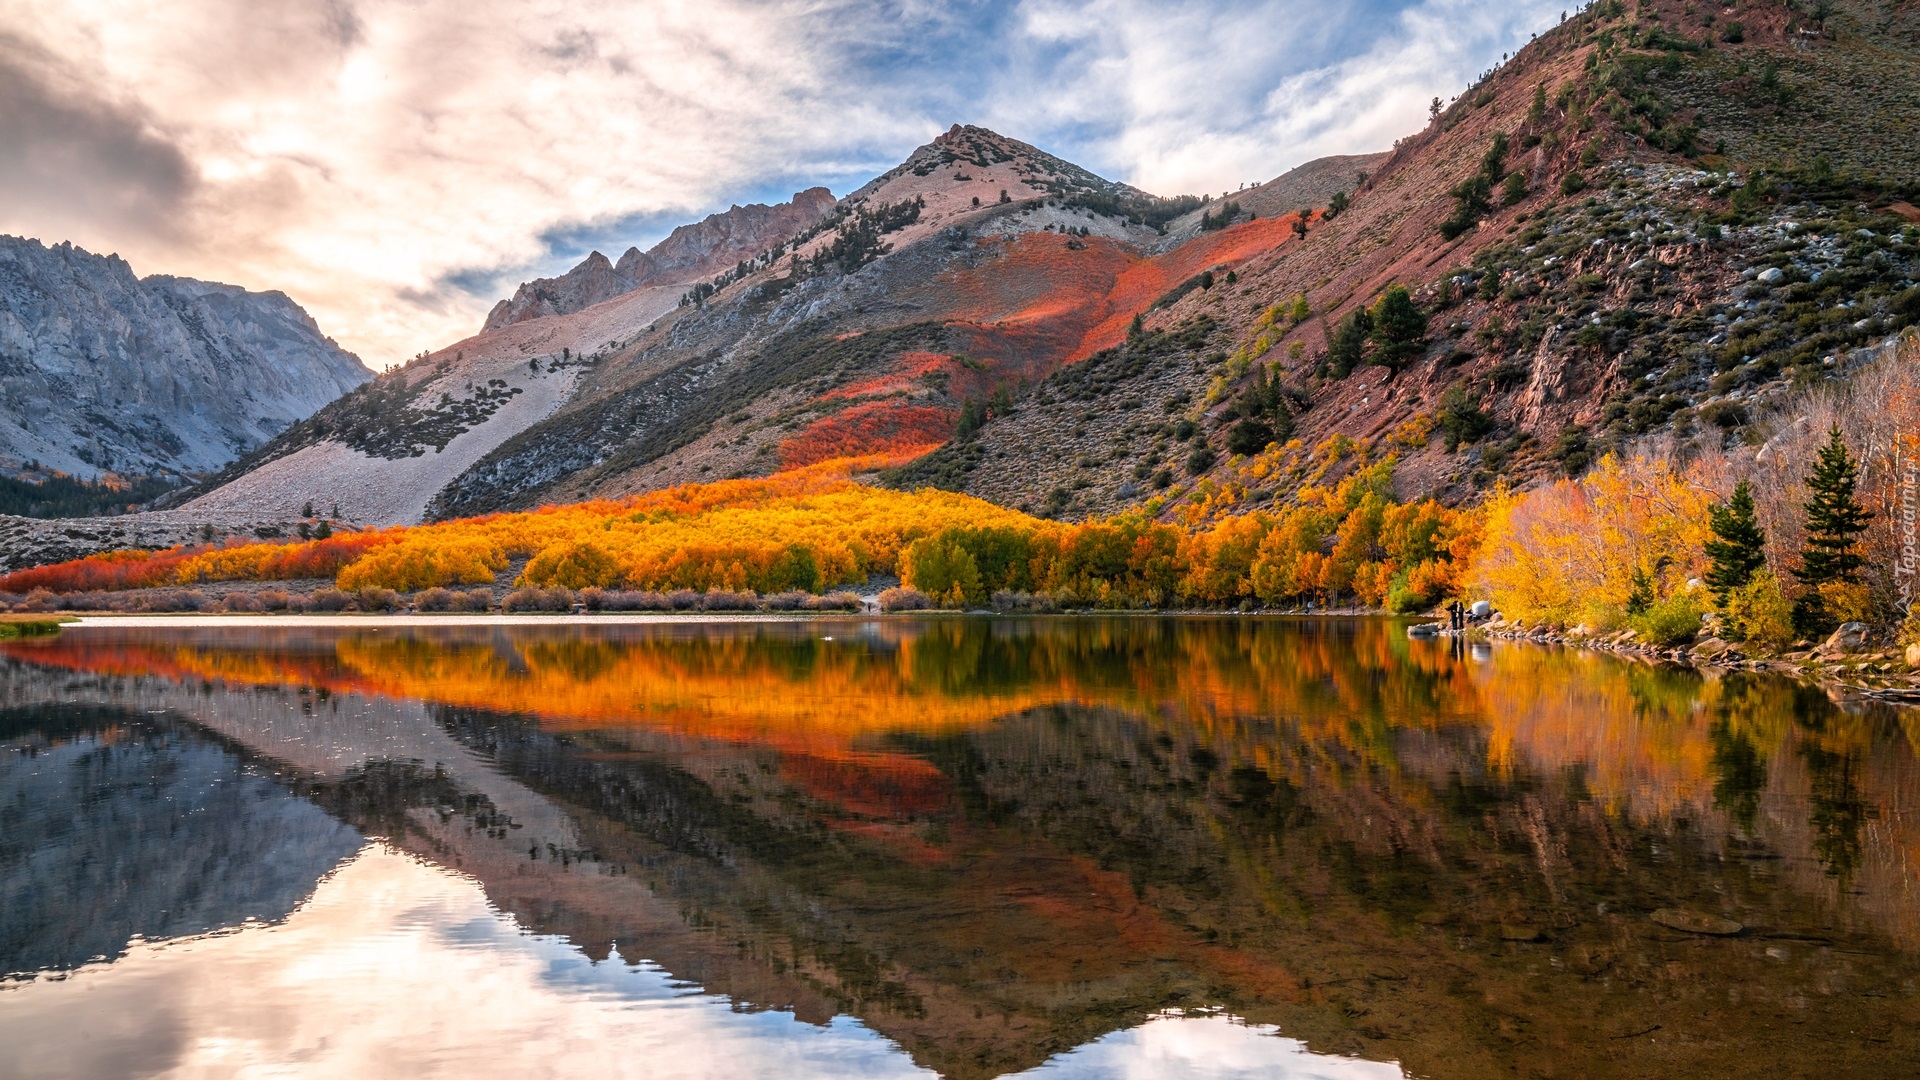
[{"left": 1, "top": 0, "right": 1561, "bottom": 368}]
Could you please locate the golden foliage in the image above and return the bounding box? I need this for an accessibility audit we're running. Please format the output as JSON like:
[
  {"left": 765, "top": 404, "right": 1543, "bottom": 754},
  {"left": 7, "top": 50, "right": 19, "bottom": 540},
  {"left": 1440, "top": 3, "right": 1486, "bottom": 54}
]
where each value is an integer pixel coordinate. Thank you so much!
[{"left": 1474, "top": 454, "right": 1713, "bottom": 627}]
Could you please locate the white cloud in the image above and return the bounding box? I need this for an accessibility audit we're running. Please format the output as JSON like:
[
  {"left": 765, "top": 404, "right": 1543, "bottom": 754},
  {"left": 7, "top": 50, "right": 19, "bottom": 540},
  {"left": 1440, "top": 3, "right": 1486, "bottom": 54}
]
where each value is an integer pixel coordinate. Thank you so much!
[
  {"left": 0, "top": 0, "right": 1560, "bottom": 367},
  {"left": 1002, "top": 0, "right": 1563, "bottom": 196}
]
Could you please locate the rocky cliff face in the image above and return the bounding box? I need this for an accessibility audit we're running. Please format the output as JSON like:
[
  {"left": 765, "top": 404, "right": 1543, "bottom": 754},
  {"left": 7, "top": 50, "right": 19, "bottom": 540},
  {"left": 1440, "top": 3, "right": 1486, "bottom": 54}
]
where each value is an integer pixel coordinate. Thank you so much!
[
  {"left": 482, "top": 187, "right": 838, "bottom": 331},
  {"left": 0, "top": 237, "right": 371, "bottom": 479}
]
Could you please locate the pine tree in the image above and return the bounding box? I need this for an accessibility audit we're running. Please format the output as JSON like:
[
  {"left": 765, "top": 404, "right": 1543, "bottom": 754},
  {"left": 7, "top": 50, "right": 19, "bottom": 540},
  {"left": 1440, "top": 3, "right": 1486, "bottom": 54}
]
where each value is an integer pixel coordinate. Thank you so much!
[
  {"left": 1326, "top": 308, "right": 1374, "bottom": 377},
  {"left": 1703, "top": 480, "right": 1767, "bottom": 604},
  {"left": 1792, "top": 425, "right": 1872, "bottom": 634},
  {"left": 1368, "top": 285, "right": 1427, "bottom": 369},
  {"left": 1797, "top": 426, "right": 1872, "bottom": 587}
]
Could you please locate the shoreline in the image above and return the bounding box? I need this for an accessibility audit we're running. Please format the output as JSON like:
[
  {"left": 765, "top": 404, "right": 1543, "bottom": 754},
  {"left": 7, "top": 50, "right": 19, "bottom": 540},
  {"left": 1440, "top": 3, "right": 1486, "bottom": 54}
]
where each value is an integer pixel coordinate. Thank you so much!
[
  {"left": 52, "top": 609, "right": 1394, "bottom": 629},
  {"left": 1450, "top": 621, "right": 1920, "bottom": 706}
]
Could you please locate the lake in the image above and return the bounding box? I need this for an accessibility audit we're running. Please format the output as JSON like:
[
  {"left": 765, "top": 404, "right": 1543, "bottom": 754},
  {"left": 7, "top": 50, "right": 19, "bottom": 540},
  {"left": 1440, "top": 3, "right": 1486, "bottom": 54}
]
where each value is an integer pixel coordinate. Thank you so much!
[{"left": 2, "top": 617, "right": 1916, "bottom": 1079}]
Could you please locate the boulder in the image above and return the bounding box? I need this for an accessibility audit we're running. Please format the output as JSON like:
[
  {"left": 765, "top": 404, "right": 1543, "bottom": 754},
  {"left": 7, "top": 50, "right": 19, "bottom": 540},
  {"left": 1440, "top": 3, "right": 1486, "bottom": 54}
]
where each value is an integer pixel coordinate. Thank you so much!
[
  {"left": 1470, "top": 600, "right": 1492, "bottom": 618},
  {"left": 1691, "top": 637, "right": 1734, "bottom": 660},
  {"left": 1407, "top": 623, "right": 1442, "bottom": 639},
  {"left": 1823, "top": 622, "right": 1872, "bottom": 653},
  {"left": 1908, "top": 643, "right": 1920, "bottom": 670}
]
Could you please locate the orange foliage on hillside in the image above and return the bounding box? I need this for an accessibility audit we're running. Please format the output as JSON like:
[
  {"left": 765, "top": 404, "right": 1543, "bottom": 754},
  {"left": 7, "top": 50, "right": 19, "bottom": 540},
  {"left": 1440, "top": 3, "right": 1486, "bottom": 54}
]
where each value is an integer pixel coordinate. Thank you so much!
[
  {"left": 925, "top": 215, "right": 1311, "bottom": 378},
  {"left": 778, "top": 401, "right": 955, "bottom": 469},
  {"left": 1, "top": 451, "right": 1484, "bottom": 614},
  {"left": 0, "top": 531, "right": 399, "bottom": 594},
  {"left": 1072, "top": 213, "right": 1313, "bottom": 362}
]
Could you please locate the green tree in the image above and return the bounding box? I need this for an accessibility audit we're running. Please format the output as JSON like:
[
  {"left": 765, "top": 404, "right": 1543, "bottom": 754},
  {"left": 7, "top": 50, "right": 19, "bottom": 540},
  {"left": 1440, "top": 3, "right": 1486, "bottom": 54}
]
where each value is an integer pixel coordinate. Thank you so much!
[
  {"left": 1703, "top": 480, "right": 1767, "bottom": 604},
  {"left": 956, "top": 397, "right": 989, "bottom": 437},
  {"left": 1327, "top": 190, "right": 1349, "bottom": 217},
  {"left": 1226, "top": 419, "right": 1275, "bottom": 456},
  {"left": 1797, "top": 426, "right": 1872, "bottom": 585},
  {"left": 1436, "top": 383, "right": 1493, "bottom": 450},
  {"left": 1793, "top": 425, "right": 1872, "bottom": 633},
  {"left": 1368, "top": 285, "right": 1427, "bottom": 369},
  {"left": 1288, "top": 294, "right": 1311, "bottom": 323},
  {"left": 1502, "top": 170, "right": 1527, "bottom": 206},
  {"left": 1325, "top": 308, "right": 1374, "bottom": 377}
]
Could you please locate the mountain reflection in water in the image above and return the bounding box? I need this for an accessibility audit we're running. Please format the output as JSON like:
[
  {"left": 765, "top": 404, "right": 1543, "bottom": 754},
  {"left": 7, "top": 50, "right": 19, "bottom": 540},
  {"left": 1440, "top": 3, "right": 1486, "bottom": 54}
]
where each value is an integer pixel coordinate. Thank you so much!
[{"left": 1, "top": 617, "right": 1916, "bottom": 1079}]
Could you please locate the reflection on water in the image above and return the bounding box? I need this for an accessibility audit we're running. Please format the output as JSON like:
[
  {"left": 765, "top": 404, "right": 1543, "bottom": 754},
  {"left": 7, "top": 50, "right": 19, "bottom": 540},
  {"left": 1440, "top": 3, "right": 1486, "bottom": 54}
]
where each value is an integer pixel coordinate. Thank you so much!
[{"left": 2, "top": 618, "right": 1917, "bottom": 1079}]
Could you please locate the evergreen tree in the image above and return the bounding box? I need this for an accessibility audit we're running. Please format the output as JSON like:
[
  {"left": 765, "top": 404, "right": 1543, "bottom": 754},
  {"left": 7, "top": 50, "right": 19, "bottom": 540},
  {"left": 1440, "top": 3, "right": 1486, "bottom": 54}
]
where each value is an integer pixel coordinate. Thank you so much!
[
  {"left": 1797, "top": 426, "right": 1872, "bottom": 587},
  {"left": 1792, "top": 425, "right": 1872, "bottom": 634},
  {"left": 1325, "top": 308, "right": 1374, "bottom": 377},
  {"left": 1368, "top": 285, "right": 1427, "bottom": 369},
  {"left": 1703, "top": 480, "right": 1767, "bottom": 604}
]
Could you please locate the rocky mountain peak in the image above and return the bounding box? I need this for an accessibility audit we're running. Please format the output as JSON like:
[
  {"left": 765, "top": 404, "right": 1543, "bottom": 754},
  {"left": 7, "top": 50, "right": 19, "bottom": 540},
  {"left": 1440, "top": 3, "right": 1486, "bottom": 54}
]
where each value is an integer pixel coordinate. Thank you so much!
[
  {"left": 0, "top": 235, "right": 370, "bottom": 480},
  {"left": 482, "top": 187, "right": 838, "bottom": 332}
]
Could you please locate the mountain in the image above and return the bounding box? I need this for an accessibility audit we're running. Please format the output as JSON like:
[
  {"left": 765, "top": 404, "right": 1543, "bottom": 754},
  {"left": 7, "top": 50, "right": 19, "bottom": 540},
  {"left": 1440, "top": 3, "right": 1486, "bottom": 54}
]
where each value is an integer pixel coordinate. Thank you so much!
[
  {"left": 179, "top": 125, "right": 1212, "bottom": 525},
  {"left": 0, "top": 236, "right": 371, "bottom": 480},
  {"left": 178, "top": 0, "right": 1920, "bottom": 532},
  {"left": 482, "top": 188, "right": 838, "bottom": 330}
]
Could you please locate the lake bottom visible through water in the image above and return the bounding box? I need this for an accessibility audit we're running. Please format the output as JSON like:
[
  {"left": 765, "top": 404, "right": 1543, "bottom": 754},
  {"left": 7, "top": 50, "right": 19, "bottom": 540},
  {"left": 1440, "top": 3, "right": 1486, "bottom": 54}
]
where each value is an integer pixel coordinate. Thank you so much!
[{"left": 1, "top": 617, "right": 1916, "bottom": 1079}]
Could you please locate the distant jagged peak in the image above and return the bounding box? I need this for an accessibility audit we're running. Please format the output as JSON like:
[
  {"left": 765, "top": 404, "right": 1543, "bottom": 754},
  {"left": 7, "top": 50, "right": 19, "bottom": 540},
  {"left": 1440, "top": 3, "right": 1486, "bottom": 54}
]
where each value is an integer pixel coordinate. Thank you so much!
[{"left": 483, "top": 186, "right": 837, "bottom": 332}]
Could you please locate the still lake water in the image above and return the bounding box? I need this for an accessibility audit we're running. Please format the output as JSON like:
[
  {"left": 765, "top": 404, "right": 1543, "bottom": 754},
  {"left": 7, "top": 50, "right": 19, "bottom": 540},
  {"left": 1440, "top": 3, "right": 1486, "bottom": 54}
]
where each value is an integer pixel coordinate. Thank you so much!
[{"left": 1, "top": 617, "right": 1916, "bottom": 1079}]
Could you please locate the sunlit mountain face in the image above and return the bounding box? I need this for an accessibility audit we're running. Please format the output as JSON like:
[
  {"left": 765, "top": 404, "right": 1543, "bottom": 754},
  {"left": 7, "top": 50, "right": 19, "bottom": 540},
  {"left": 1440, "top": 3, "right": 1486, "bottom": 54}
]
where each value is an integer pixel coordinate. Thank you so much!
[{"left": 4, "top": 618, "right": 1918, "bottom": 1078}]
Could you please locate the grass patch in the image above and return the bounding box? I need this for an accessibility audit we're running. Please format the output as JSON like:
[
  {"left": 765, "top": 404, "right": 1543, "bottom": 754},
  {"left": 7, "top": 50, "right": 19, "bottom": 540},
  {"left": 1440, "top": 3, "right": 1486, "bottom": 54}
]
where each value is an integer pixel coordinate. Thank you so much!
[{"left": 0, "top": 614, "right": 74, "bottom": 639}]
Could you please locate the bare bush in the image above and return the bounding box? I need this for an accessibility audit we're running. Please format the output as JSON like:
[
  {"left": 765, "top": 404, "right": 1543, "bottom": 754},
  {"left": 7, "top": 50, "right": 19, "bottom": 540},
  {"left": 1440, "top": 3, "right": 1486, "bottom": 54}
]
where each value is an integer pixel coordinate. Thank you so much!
[
  {"left": 223, "top": 593, "right": 264, "bottom": 613},
  {"left": 257, "top": 590, "right": 291, "bottom": 611},
  {"left": 308, "top": 589, "right": 353, "bottom": 612},
  {"left": 580, "top": 587, "right": 671, "bottom": 612},
  {"left": 354, "top": 587, "right": 405, "bottom": 613},
  {"left": 702, "top": 588, "right": 758, "bottom": 611},
  {"left": 878, "top": 586, "right": 931, "bottom": 612},
  {"left": 990, "top": 590, "right": 1061, "bottom": 613},
  {"left": 761, "top": 590, "right": 808, "bottom": 611},
  {"left": 667, "top": 589, "right": 702, "bottom": 611},
  {"left": 502, "top": 587, "right": 576, "bottom": 613},
  {"left": 804, "top": 591, "right": 863, "bottom": 612},
  {"left": 414, "top": 587, "right": 459, "bottom": 612}
]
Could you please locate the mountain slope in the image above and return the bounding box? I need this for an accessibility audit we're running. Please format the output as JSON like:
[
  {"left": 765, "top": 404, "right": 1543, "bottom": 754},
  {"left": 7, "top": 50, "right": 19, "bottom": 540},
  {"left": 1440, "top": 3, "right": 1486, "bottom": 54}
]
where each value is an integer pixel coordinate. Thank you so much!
[
  {"left": 0, "top": 236, "right": 371, "bottom": 480},
  {"left": 180, "top": 126, "right": 1210, "bottom": 525},
  {"left": 180, "top": 192, "right": 847, "bottom": 525},
  {"left": 893, "top": 0, "right": 1920, "bottom": 517},
  {"left": 419, "top": 126, "right": 1223, "bottom": 519}
]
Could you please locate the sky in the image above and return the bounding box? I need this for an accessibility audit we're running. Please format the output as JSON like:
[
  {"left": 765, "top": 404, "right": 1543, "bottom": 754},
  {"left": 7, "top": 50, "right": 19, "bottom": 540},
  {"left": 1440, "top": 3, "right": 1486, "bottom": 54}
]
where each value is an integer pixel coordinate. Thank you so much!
[{"left": 0, "top": 0, "right": 1563, "bottom": 368}]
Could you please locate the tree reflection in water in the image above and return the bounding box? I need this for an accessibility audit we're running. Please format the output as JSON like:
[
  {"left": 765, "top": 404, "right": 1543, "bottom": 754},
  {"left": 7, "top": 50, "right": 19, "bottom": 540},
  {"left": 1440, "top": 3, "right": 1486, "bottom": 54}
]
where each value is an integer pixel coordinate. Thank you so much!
[{"left": 2, "top": 617, "right": 1918, "bottom": 1079}]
